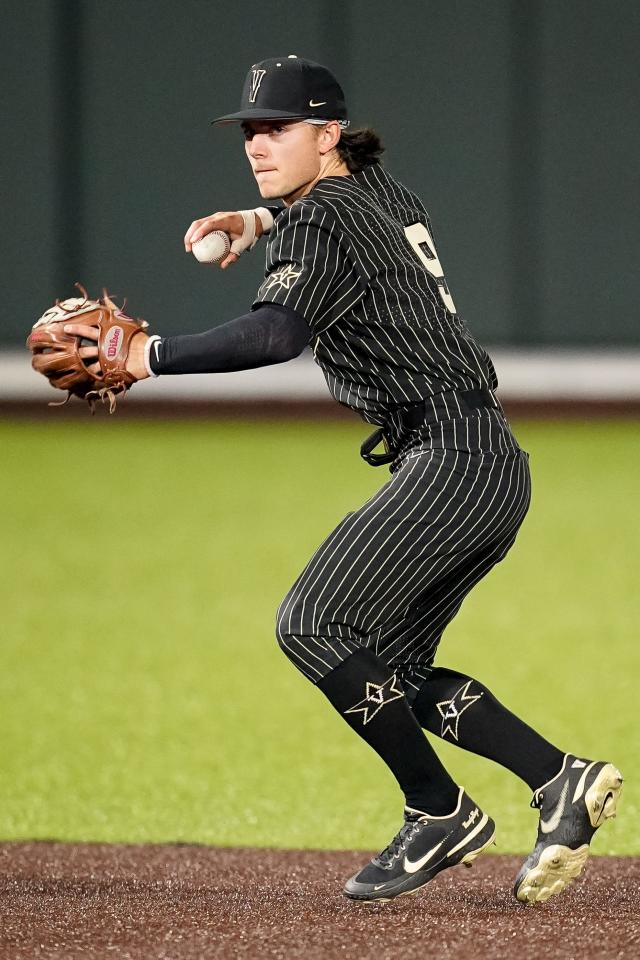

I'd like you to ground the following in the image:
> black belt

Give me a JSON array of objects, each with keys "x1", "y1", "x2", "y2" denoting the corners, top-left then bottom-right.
[{"x1": 360, "y1": 388, "x2": 499, "y2": 466}]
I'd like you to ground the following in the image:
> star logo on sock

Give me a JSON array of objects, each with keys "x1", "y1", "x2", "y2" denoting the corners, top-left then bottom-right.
[
  {"x1": 436, "y1": 681, "x2": 483, "y2": 741},
  {"x1": 344, "y1": 674, "x2": 405, "y2": 726}
]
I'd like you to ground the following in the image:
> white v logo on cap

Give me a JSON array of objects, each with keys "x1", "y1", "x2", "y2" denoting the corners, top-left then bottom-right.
[{"x1": 249, "y1": 69, "x2": 266, "y2": 103}]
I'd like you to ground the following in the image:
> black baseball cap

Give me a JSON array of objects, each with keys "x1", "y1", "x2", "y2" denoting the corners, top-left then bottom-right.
[{"x1": 212, "y1": 55, "x2": 348, "y2": 125}]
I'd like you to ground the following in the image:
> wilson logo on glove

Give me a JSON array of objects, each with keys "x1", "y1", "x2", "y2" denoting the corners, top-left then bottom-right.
[{"x1": 105, "y1": 326, "x2": 124, "y2": 360}]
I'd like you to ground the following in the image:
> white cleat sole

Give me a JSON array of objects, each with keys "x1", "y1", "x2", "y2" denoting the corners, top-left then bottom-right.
[
  {"x1": 516, "y1": 764, "x2": 623, "y2": 905},
  {"x1": 585, "y1": 763, "x2": 623, "y2": 828},
  {"x1": 516, "y1": 843, "x2": 590, "y2": 904}
]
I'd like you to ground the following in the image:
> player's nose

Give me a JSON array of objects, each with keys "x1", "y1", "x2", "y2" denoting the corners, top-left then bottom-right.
[{"x1": 247, "y1": 134, "x2": 269, "y2": 158}]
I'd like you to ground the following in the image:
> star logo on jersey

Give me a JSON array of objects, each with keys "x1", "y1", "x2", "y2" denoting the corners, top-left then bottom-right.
[
  {"x1": 263, "y1": 264, "x2": 302, "y2": 292},
  {"x1": 436, "y1": 681, "x2": 483, "y2": 741},
  {"x1": 344, "y1": 674, "x2": 404, "y2": 726}
]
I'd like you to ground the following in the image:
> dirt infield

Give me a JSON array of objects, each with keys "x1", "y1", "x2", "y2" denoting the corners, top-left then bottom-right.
[{"x1": 1, "y1": 844, "x2": 638, "y2": 960}]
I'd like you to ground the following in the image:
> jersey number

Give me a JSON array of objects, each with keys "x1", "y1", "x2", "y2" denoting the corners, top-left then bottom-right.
[{"x1": 404, "y1": 222, "x2": 457, "y2": 315}]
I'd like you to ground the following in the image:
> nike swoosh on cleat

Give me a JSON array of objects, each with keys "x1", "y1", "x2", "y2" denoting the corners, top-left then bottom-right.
[
  {"x1": 540, "y1": 782, "x2": 569, "y2": 834},
  {"x1": 404, "y1": 841, "x2": 444, "y2": 874},
  {"x1": 594, "y1": 790, "x2": 614, "y2": 827}
]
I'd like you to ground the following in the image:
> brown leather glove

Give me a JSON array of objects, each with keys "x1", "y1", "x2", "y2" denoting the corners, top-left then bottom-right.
[{"x1": 27, "y1": 285, "x2": 148, "y2": 413}]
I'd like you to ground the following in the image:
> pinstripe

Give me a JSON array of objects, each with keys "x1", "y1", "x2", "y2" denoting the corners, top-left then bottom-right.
[
  {"x1": 387, "y1": 457, "x2": 529, "y2": 666},
  {"x1": 397, "y1": 452, "x2": 524, "y2": 607},
  {"x1": 255, "y1": 167, "x2": 498, "y2": 423},
  {"x1": 279, "y1": 456, "x2": 426, "y2": 639},
  {"x1": 389, "y1": 453, "x2": 530, "y2": 667},
  {"x1": 341, "y1": 419, "x2": 523, "y2": 638},
  {"x1": 276, "y1": 416, "x2": 531, "y2": 684},
  {"x1": 266, "y1": 164, "x2": 531, "y2": 686},
  {"x1": 358, "y1": 450, "x2": 507, "y2": 641},
  {"x1": 361, "y1": 452, "x2": 488, "y2": 628},
  {"x1": 403, "y1": 533, "x2": 521, "y2": 670},
  {"x1": 402, "y1": 479, "x2": 529, "y2": 659},
  {"x1": 311, "y1": 455, "x2": 450, "y2": 631},
  {"x1": 317, "y1": 450, "x2": 468, "y2": 630}
]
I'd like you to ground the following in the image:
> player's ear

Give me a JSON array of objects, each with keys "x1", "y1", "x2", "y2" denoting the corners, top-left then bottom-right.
[{"x1": 317, "y1": 120, "x2": 342, "y2": 155}]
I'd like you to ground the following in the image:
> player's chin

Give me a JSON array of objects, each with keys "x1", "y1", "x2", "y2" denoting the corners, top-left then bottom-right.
[{"x1": 255, "y1": 181, "x2": 281, "y2": 200}]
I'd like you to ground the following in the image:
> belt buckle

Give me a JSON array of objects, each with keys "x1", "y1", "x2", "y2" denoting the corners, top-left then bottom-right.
[{"x1": 360, "y1": 428, "x2": 396, "y2": 466}]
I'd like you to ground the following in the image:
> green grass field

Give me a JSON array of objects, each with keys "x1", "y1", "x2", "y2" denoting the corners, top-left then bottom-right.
[{"x1": 1, "y1": 417, "x2": 638, "y2": 854}]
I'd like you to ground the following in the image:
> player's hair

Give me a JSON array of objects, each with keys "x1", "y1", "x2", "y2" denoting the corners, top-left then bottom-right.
[{"x1": 336, "y1": 127, "x2": 385, "y2": 172}]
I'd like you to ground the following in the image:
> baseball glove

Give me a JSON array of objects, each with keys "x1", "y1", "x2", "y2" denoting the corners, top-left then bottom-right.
[{"x1": 27, "y1": 284, "x2": 148, "y2": 413}]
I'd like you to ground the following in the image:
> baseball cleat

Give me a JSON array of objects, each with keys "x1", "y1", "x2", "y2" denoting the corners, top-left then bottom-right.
[
  {"x1": 343, "y1": 788, "x2": 495, "y2": 903},
  {"x1": 514, "y1": 754, "x2": 623, "y2": 905}
]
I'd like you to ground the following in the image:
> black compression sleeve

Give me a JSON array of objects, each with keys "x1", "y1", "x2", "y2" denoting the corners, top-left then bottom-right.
[{"x1": 149, "y1": 302, "x2": 311, "y2": 375}]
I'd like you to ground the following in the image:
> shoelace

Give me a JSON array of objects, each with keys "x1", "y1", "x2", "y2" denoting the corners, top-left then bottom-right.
[{"x1": 375, "y1": 816, "x2": 422, "y2": 867}]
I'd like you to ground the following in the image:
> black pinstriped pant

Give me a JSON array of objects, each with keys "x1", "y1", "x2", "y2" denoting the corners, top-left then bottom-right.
[{"x1": 275, "y1": 408, "x2": 531, "y2": 704}]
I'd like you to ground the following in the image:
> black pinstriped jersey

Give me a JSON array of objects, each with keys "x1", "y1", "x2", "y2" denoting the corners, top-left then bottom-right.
[{"x1": 253, "y1": 164, "x2": 498, "y2": 426}]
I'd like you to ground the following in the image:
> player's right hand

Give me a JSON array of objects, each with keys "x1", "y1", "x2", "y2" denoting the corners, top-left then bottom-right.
[{"x1": 184, "y1": 211, "x2": 263, "y2": 269}]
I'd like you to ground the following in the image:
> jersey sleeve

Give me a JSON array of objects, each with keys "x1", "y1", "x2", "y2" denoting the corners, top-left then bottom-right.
[{"x1": 253, "y1": 203, "x2": 365, "y2": 337}]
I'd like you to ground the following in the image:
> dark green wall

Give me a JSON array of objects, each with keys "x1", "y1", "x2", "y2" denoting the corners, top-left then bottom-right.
[{"x1": 3, "y1": 1, "x2": 638, "y2": 345}]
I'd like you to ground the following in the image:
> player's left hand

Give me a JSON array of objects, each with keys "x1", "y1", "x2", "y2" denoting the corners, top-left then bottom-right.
[
  {"x1": 27, "y1": 286, "x2": 151, "y2": 412},
  {"x1": 62, "y1": 322, "x2": 150, "y2": 381}
]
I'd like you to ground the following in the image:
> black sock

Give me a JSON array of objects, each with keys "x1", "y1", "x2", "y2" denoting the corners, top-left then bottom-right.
[
  {"x1": 317, "y1": 648, "x2": 459, "y2": 816},
  {"x1": 411, "y1": 667, "x2": 565, "y2": 791}
]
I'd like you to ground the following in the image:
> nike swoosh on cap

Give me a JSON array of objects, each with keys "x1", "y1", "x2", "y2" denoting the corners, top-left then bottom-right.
[
  {"x1": 309, "y1": 99, "x2": 327, "y2": 107},
  {"x1": 540, "y1": 782, "x2": 569, "y2": 834}
]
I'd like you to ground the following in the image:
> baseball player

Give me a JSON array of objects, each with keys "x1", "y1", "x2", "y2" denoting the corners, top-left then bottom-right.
[{"x1": 66, "y1": 55, "x2": 622, "y2": 904}]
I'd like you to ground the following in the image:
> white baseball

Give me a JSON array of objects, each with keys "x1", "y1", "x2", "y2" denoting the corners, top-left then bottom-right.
[{"x1": 192, "y1": 230, "x2": 231, "y2": 264}]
